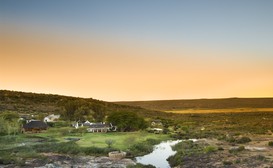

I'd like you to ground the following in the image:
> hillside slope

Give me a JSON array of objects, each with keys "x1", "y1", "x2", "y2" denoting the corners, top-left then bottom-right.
[
  {"x1": 115, "y1": 98, "x2": 273, "y2": 111},
  {"x1": 0, "y1": 90, "x2": 163, "y2": 118}
]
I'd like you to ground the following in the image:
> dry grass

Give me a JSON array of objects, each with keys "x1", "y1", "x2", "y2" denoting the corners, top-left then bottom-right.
[
  {"x1": 165, "y1": 108, "x2": 273, "y2": 114},
  {"x1": 116, "y1": 98, "x2": 273, "y2": 112}
]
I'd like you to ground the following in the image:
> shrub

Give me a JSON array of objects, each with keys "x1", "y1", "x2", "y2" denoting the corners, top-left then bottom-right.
[
  {"x1": 238, "y1": 146, "x2": 245, "y2": 151},
  {"x1": 235, "y1": 159, "x2": 241, "y2": 163},
  {"x1": 168, "y1": 154, "x2": 182, "y2": 167},
  {"x1": 105, "y1": 139, "x2": 115, "y2": 148},
  {"x1": 46, "y1": 122, "x2": 55, "y2": 127},
  {"x1": 255, "y1": 155, "x2": 266, "y2": 161},
  {"x1": 218, "y1": 146, "x2": 224, "y2": 151},
  {"x1": 129, "y1": 139, "x2": 160, "y2": 156},
  {"x1": 146, "y1": 138, "x2": 159, "y2": 145},
  {"x1": 268, "y1": 141, "x2": 273, "y2": 146},
  {"x1": 35, "y1": 141, "x2": 81, "y2": 154},
  {"x1": 128, "y1": 163, "x2": 155, "y2": 168},
  {"x1": 54, "y1": 121, "x2": 70, "y2": 127},
  {"x1": 226, "y1": 137, "x2": 236, "y2": 143},
  {"x1": 168, "y1": 140, "x2": 205, "y2": 167},
  {"x1": 223, "y1": 161, "x2": 233, "y2": 165},
  {"x1": 83, "y1": 146, "x2": 112, "y2": 156},
  {"x1": 229, "y1": 146, "x2": 245, "y2": 154},
  {"x1": 203, "y1": 146, "x2": 217, "y2": 153},
  {"x1": 236, "y1": 137, "x2": 251, "y2": 144},
  {"x1": 59, "y1": 128, "x2": 72, "y2": 136}
]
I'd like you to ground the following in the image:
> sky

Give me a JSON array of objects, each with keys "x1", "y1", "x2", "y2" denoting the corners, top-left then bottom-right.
[{"x1": 1, "y1": 0, "x2": 273, "y2": 101}]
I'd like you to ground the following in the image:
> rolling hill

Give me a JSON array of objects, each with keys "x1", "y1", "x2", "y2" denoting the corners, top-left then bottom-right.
[
  {"x1": 0, "y1": 90, "x2": 164, "y2": 118},
  {"x1": 115, "y1": 98, "x2": 273, "y2": 112}
]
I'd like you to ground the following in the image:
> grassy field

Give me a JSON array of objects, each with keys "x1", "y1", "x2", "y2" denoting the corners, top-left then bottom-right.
[
  {"x1": 76, "y1": 132, "x2": 169, "y2": 149},
  {"x1": 166, "y1": 108, "x2": 273, "y2": 114},
  {"x1": 36, "y1": 128, "x2": 170, "y2": 149}
]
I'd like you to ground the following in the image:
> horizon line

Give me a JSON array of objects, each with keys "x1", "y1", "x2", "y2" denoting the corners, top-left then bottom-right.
[{"x1": 1, "y1": 89, "x2": 273, "y2": 102}]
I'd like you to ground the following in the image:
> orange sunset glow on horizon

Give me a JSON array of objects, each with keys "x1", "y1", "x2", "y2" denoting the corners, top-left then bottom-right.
[{"x1": 1, "y1": 1, "x2": 273, "y2": 101}]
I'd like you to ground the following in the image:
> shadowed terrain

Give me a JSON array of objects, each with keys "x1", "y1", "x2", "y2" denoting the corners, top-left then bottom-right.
[{"x1": 115, "y1": 98, "x2": 273, "y2": 112}]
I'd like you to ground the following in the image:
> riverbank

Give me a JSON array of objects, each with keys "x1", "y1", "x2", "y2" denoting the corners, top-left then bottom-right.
[
  {"x1": 136, "y1": 140, "x2": 182, "y2": 167},
  {"x1": 168, "y1": 136, "x2": 273, "y2": 168}
]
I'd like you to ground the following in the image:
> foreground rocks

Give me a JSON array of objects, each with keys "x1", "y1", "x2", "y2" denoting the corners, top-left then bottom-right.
[
  {"x1": 0, "y1": 154, "x2": 136, "y2": 168},
  {"x1": 172, "y1": 137, "x2": 273, "y2": 168}
]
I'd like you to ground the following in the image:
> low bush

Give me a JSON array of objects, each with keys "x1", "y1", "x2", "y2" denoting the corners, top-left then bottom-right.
[
  {"x1": 225, "y1": 136, "x2": 251, "y2": 144},
  {"x1": 35, "y1": 141, "x2": 81, "y2": 154},
  {"x1": 218, "y1": 146, "x2": 224, "y2": 151},
  {"x1": 203, "y1": 146, "x2": 217, "y2": 153},
  {"x1": 35, "y1": 141, "x2": 114, "y2": 156},
  {"x1": 128, "y1": 163, "x2": 156, "y2": 168},
  {"x1": 229, "y1": 146, "x2": 245, "y2": 154},
  {"x1": 268, "y1": 141, "x2": 273, "y2": 146},
  {"x1": 236, "y1": 137, "x2": 251, "y2": 144},
  {"x1": 129, "y1": 138, "x2": 161, "y2": 156},
  {"x1": 255, "y1": 155, "x2": 266, "y2": 161},
  {"x1": 223, "y1": 161, "x2": 233, "y2": 165},
  {"x1": 54, "y1": 121, "x2": 70, "y2": 127},
  {"x1": 168, "y1": 140, "x2": 205, "y2": 167},
  {"x1": 84, "y1": 147, "x2": 115, "y2": 156}
]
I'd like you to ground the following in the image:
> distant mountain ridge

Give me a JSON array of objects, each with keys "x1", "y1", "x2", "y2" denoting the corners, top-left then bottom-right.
[
  {"x1": 115, "y1": 97, "x2": 273, "y2": 111},
  {"x1": 2, "y1": 90, "x2": 273, "y2": 115}
]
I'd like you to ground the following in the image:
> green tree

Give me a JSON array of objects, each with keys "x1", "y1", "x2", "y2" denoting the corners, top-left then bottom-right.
[
  {"x1": 36, "y1": 113, "x2": 46, "y2": 121},
  {"x1": 0, "y1": 111, "x2": 20, "y2": 136},
  {"x1": 61, "y1": 100, "x2": 92, "y2": 121},
  {"x1": 1, "y1": 111, "x2": 19, "y2": 121},
  {"x1": 91, "y1": 104, "x2": 106, "y2": 122},
  {"x1": 107, "y1": 111, "x2": 147, "y2": 132},
  {"x1": 61, "y1": 100, "x2": 78, "y2": 121},
  {"x1": 75, "y1": 105, "x2": 92, "y2": 121}
]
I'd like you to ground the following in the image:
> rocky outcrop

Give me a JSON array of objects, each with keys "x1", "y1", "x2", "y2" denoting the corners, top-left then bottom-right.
[
  {"x1": 0, "y1": 154, "x2": 135, "y2": 168},
  {"x1": 108, "y1": 151, "x2": 126, "y2": 160}
]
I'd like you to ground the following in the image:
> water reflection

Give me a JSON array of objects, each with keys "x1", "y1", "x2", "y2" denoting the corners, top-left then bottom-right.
[
  {"x1": 136, "y1": 139, "x2": 197, "y2": 168},
  {"x1": 136, "y1": 140, "x2": 180, "y2": 168}
]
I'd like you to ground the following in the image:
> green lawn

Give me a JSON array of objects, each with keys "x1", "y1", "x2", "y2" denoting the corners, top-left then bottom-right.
[
  {"x1": 34, "y1": 127, "x2": 170, "y2": 150},
  {"x1": 76, "y1": 131, "x2": 170, "y2": 149}
]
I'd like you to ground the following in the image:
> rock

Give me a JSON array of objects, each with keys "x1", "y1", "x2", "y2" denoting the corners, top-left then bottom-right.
[
  {"x1": 35, "y1": 163, "x2": 61, "y2": 168},
  {"x1": 108, "y1": 151, "x2": 126, "y2": 160}
]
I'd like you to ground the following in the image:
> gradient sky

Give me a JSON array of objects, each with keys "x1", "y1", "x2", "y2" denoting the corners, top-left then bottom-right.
[{"x1": 1, "y1": 0, "x2": 273, "y2": 101}]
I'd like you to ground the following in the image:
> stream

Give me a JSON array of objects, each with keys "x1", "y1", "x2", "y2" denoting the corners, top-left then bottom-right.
[{"x1": 135, "y1": 139, "x2": 197, "y2": 168}]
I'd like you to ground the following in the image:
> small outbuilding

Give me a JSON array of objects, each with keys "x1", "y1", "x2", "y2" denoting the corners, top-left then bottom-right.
[
  {"x1": 22, "y1": 120, "x2": 48, "y2": 133},
  {"x1": 151, "y1": 119, "x2": 163, "y2": 126},
  {"x1": 43, "y1": 114, "x2": 60, "y2": 122}
]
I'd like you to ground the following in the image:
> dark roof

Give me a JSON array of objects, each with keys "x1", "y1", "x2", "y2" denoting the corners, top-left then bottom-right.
[
  {"x1": 23, "y1": 120, "x2": 48, "y2": 129},
  {"x1": 90, "y1": 123, "x2": 109, "y2": 128},
  {"x1": 83, "y1": 123, "x2": 91, "y2": 126}
]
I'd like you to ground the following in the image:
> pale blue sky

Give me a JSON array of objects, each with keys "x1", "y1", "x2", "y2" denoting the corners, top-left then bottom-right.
[{"x1": 1, "y1": 0, "x2": 273, "y2": 54}]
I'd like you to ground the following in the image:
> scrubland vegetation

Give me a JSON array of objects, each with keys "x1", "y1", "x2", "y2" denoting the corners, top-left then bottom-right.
[
  {"x1": 116, "y1": 97, "x2": 273, "y2": 111},
  {"x1": 1, "y1": 90, "x2": 273, "y2": 167}
]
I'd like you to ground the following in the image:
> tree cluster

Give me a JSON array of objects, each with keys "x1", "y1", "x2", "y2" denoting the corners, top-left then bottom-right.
[
  {"x1": 107, "y1": 111, "x2": 147, "y2": 132},
  {"x1": 60, "y1": 100, "x2": 106, "y2": 122},
  {"x1": 0, "y1": 111, "x2": 20, "y2": 136}
]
